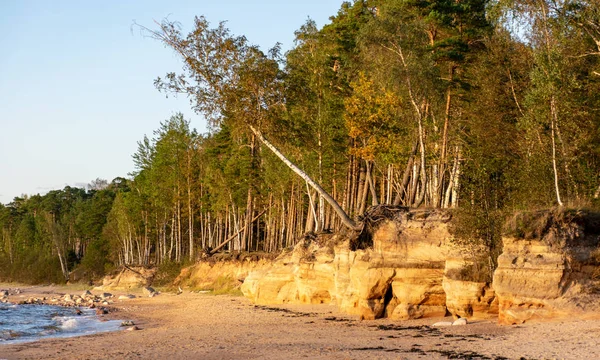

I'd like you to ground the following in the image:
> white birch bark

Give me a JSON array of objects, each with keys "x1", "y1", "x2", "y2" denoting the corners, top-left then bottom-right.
[{"x1": 249, "y1": 125, "x2": 358, "y2": 230}]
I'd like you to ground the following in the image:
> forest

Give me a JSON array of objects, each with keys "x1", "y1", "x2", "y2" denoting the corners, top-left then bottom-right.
[{"x1": 1, "y1": 0, "x2": 600, "y2": 283}]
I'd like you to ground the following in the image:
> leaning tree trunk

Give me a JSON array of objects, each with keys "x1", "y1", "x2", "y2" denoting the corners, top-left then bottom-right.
[{"x1": 249, "y1": 125, "x2": 359, "y2": 230}]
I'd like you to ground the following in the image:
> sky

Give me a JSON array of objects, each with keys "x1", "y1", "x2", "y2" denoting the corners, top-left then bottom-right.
[{"x1": 0, "y1": 0, "x2": 344, "y2": 205}]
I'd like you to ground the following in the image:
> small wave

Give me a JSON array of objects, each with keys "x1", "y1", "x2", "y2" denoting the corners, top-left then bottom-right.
[
  {"x1": 59, "y1": 318, "x2": 79, "y2": 331},
  {"x1": 39, "y1": 325, "x2": 60, "y2": 336},
  {"x1": 1, "y1": 305, "x2": 122, "y2": 343},
  {"x1": 1, "y1": 330, "x2": 24, "y2": 341}
]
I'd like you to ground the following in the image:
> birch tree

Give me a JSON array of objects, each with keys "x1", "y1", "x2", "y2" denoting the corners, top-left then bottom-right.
[{"x1": 139, "y1": 17, "x2": 359, "y2": 229}]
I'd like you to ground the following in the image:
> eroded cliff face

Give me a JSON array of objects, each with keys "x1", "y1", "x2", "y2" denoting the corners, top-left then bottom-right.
[
  {"x1": 443, "y1": 255, "x2": 498, "y2": 319},
  {"x1": 240, "y1": 209, "x2": 600, "y2": 324},
  {"x1": 493, "y1": 211, "x2": 600, "y2": 324},
  {"x1": 242, "y1": 210, "x2": 486, "y2": 320},
  {"x1": 174, "y1": 258, "x2": 275, "y2": 290}
]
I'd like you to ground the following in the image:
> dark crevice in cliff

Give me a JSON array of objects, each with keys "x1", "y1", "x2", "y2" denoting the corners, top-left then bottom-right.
[{"x1": 381, "y1": 283, "x2": 394, "y2": 318}]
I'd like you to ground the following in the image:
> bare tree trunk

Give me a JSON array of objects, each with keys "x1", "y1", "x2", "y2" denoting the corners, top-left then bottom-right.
[
  {"x1": 444, "y1": 150, "x2": 459, "y2": 208},
  {"x1": 358, "y1": 162, "x2": 370, "y2": 215},
  {"x1": 305, "y1": 182, "x2": 317, "y2": 233},
  {"x1": 249, "y1": 125, "x2": 358, "y2": 229},
  {"x1": 380, "y1": 167, "x2": 386, "y2": 205},
  {"x1": 343, "y1": 155, "x2": 352, "y2": 213},
  {"x1": 414, "y1": 110, "x2": 427, "y2": 207},
  {"x1": 317, "y1": 133, "x2": 325, "y2": 232},
  {"x1": 349, "y1": 155, "x2": 358, "y2": 217},
  {"x1": 386, "y1": 164, "x2": 393, "y2": 204},
  {"x1": 451, "y1": 147, "x2": 462, "y2": 208},
  {"x1": 366, "y1": 161, "x2": 379, "y2": 206},
  {"x1": 355, "y1": 161, "x2": 366, "y2": 215},
  {"x1": 393, "y1": 140, "x2": 419, "y2": 206},
  {"x1": 210, "y1": 210, "x2": 266, "y2": 254},
  {"x1": 432, "y1": 164, "x2": 439, "y2": 208},
  {"x1": 550, "y1": 96, "x2": 564, "y2": 206},
  {"x1": 409, "y1": 163, "x2": 420, "y2": 206},
  {"x1": 187, "y1": 151, "x2": 194, "y2": 262},
  {"x1": 437, "y1": 66, "x2": 455, "y2": 207},
  {"x1": 55, "y1": 241, "x2": 69, "y2": 281}
]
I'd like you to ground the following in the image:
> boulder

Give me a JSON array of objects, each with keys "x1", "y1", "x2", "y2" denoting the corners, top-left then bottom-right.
[
  {"x1": 96, "y1": 307, "x2": 108, "y2": 315},
  {"x1": 99, "y1": 266, "x2": 156, "y2": 290},
  {"x1": 452, "y1": 317, "x2": 468, "y2": 326},
  {"x1": 143, "y1": 286, "x2": 156, "y2": 297}
]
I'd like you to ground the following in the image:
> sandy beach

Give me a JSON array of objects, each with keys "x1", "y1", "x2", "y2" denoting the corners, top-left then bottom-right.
[{"x1": 0, "y1": 284, "x2": 599, "y2": 360}]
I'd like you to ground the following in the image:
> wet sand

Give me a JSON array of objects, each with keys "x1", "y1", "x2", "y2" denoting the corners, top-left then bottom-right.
[{"x1": 1, "y1": 285, "x2": 599, "y2": 359}]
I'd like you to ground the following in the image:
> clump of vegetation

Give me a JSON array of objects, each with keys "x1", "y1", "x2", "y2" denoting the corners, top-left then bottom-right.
[
  {"x1": 183, "y1": 275, "x2": 243, "y2": 296},
  {"x1": 0, "y1": 252, "x2": 66, "y2": 284},
  {"x1": 445, "y1": 259, "x2": 495, "y2": 283},
  {"x1": 206, "y1": 275, "x2": 243, "y2": 296},
  {"x1": 153, "y1": 260, "x2": 191, "y2": 287},
  {"x1": 504, "y1": 208, "x2": 600, "y2": 244},
  {"x1": 209, "y1": 251, "x2": 278, "y2": 263},
  {"x1": 449, "y1": 208, "x2": 504, "y2": 283}
]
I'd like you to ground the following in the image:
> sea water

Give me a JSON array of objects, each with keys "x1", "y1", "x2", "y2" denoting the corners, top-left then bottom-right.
[{"x1": 0, "y1": 304, "x2": 122, "y2": 343}]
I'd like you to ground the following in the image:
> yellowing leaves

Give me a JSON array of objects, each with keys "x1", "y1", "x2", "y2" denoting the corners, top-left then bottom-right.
[{"x1": 344, "y1": 72, "x2": 402, "y2": 160}]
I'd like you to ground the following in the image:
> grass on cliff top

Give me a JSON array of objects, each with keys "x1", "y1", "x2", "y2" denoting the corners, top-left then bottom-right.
[{"x1": 504, "y1": 207, "x2": 600, "y2": 240}]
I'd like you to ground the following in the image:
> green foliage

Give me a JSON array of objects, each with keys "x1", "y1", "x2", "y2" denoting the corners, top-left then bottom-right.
[
  {"x1": 78, "y1": 238, "x2": 112, "y2": 279},
  {"x1": 153, "y1": 260, "x2": 190, "y2": 287},
  {"x1": 449, "y1": 207, "x2": 504, "y2": 282}
]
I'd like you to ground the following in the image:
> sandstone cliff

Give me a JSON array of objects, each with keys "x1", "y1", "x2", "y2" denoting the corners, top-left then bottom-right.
[
  {"x1": 242, "y1": 209, "x2": 496, "y2": 320},
  {"x1": 494, "y1": 210, "x2": 600, "y2": 324},
  {"x1": 240, "y1": 208, "x2": 600, "y2": 324}
]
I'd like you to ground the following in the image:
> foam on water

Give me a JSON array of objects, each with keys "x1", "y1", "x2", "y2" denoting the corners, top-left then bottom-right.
[{"x1": 0, "y1": 304, "x2": 122, "y2": 343}]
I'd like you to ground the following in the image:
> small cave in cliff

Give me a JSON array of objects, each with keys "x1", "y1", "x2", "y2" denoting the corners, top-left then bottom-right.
[{"x1": 381, "y1": 283, "x2": 395, "y2": 318}]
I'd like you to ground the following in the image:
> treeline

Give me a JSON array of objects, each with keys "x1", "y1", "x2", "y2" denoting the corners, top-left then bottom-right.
[{"x1": 2, "y1": 0, "x2": 600, "y2": 283}]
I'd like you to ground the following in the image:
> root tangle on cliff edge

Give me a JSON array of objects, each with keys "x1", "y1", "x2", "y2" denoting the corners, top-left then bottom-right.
[{"x1": 349, "y1": 205, "x2": 409, "y2": 251}]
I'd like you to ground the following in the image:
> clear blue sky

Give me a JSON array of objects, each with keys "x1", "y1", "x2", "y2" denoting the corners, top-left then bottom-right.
[{"x1": 0, "y1": 0, "x2": 344, "y2": 205}]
